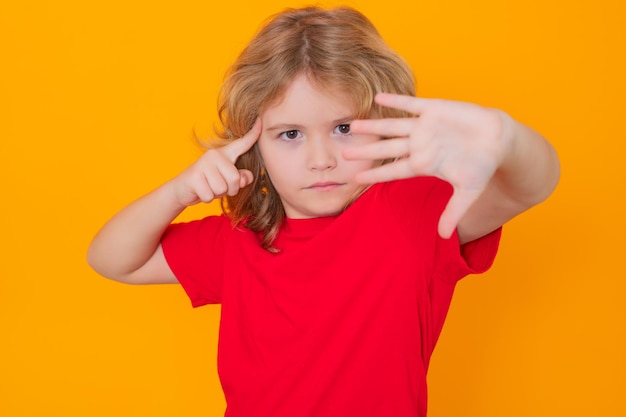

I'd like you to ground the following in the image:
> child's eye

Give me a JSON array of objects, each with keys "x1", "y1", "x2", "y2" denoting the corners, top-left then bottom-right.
[
  {"x1": 334, "y1": 124, "x2": 351, "y2": 135},
  {"x1": 279, "y1": 130, "x2": 302, "y2": 141}
]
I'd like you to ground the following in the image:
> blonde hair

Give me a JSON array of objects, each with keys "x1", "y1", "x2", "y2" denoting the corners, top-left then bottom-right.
[{"x1": 213, "y1": 6, "x2": 416, "y2": 251}]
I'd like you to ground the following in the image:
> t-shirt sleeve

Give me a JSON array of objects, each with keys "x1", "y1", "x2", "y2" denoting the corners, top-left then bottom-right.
[
  {"x1": 161, "y1": 214, "x2": 231, "y2": 307},
  {"x1": 385, "y1": 177, "x2": 502, "y2": 285}
]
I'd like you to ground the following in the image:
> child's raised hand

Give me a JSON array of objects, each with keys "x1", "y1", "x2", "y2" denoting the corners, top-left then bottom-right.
[
  {"x1": 344, "y1": 93, "x2": 512, "y2": 239},
  {"x1": 171, "y1": 119, "x2": 262, "y2": 207}
]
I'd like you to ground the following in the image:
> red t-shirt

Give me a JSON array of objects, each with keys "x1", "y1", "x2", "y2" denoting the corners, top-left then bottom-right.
[{"x1": 162, "y1": 176, "x2": 501, "y2": 417}]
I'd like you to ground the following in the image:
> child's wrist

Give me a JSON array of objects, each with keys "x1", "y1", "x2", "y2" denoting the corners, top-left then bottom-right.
[{"x1": 159, "y1": 180, "x2": 190, "y2": 213}]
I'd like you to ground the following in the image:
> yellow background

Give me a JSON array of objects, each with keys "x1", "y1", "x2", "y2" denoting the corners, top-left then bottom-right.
[{"x1": 1, "y1": 0, "x2": 624, "y2": 416}]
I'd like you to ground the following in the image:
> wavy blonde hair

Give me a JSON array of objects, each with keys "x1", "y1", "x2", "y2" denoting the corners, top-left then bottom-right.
[{"x1": 212, "y1": 6, "x2": 416, "y2": 251}]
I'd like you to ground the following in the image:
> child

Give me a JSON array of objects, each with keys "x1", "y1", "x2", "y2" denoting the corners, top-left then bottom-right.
[{"x1": 88, "y1": 6, "x2": 560, "y2": 417}]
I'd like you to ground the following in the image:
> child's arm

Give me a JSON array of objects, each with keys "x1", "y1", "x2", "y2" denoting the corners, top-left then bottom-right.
[
  {"x1": 87, "y1": 121, "x2": 262, "y2": 284},
  {"x1": 344, "y1": 94, "x2": 560, "y2": 244}
]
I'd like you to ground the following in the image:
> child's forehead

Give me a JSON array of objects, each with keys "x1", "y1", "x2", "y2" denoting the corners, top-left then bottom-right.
[
  {"x1": 263, "y1": 74, "x2": 366, "y2": 119},
  {"x1": 263, "y1": 79, "x2": 358, "y2": 122}
]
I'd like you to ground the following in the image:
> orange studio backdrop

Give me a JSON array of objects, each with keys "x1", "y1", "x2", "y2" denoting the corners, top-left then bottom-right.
[{"x1": 1, "y1": 0, "x2": 624, "y2": 416}]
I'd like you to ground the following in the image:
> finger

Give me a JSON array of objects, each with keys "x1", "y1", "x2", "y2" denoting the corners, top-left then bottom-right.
[
  {"x1": 437, "y1": 186, "x2": 484, "y2": 239},
  {"x1": 212, "y1": 158, "x2": 247, "y2": 196},
  {"x1": 194, "y1": 188, "x2": 215, "y2": 204},
  {"x1": 343, "y1": 137, "x2": 409, "y2": 161},
  {"x1": 224, "y1": 118, "x2": 263, "y2": 161},
  {"x1": 190, "y1": 171, "x2": 217, "y2": 203},
  {"x1": 203, "y1": 165, "x2": 230, "y2": 197},
  {"x1": 350, "y1": 118, "x2": 415, "y2": 138},
  {"x1": 355, "y1": 159, "x2": 419, "y2": 184},
  {"x1": 374, "y1": 93, "x2": 430, "y2": 115}
]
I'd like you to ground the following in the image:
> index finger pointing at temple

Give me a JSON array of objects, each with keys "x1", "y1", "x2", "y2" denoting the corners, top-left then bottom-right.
[{"x1": 224, "y1": 118, "x2": 263, "y2": 162}]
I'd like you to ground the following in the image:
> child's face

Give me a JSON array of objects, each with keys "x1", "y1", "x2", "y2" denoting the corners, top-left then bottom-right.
[{"x1": 258, "y1": 74, "x2": 380, "y2": 219}]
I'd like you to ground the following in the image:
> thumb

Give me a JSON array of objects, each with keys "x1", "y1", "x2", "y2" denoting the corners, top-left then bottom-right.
[
  {"x1": 224, "y1": 118, "x2": 263, "y2": 162},
  {"x1": 437, "y1": 187, "x2": 482, "y2": 239},
  {"x1": 239, "y1": 169, "x2": 255, "y2": 188}
]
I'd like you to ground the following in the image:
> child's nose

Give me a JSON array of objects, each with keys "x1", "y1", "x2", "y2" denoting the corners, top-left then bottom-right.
[{"x1": 307, "y1": 136, "x2": 337, "y2": 171}]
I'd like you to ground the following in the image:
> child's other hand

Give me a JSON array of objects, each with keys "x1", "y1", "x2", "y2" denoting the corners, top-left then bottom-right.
[
  {"x1": 171, "y1": 119, "x2": 262, "y2": 207},
  {"x1": 343, "y1": 94, "x2": 511, "y2": 239}
]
